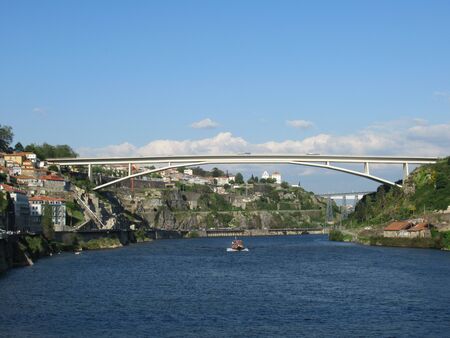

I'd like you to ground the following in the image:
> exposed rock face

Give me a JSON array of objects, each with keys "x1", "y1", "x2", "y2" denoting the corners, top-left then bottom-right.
[
  {"x1": 101, "y1": 184, "x2": 327, "y2": 231},
  {"x1": 145, "y1": 208, "x2": 321, "y2": 231},
  {"x1": 73, "y1": 187, "x2": 134, "y2": 230}
]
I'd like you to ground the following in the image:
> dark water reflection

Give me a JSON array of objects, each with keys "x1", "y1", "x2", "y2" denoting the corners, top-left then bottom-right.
[{"x1": 1, "y1": 235, "x2": 450, "y2": 337}]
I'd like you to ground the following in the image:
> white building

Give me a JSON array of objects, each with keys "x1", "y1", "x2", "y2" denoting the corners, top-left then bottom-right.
[
  {"x1": 271, "y1": 172, "x2": 282, "y2": 184},
  {"x1": 188, "y1": 177, "x2": 210, "y2": 185},
  {"x1": 16, "y1": 175, "x2": 43, "y2": 187},
  {"x1": 262, "y1": 171, "x2": 270, "y2": 180},
  {"x1": 29, "y1": 195, "x2": 66, "y2": 232},
  {"x1": 8, "y1": 164, "x2": 21, "y2": 176},
  {"x1": 0, "y1": 184, "x2": 30, "y2": 231},
  {"x1": 183, "y1": 169, "x2": 193, "y2": 176},
  {"x1": 216, "y1": 176, "x2": 234, "y2": 186},
  {"x1": 25, "y1": 152, "x2": 37, "y2": 164}
]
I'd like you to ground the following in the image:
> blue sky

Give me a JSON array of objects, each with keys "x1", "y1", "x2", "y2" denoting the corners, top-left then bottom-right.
[{"x1": 1, "y1": 1, "x2": 449, "y2": 192}]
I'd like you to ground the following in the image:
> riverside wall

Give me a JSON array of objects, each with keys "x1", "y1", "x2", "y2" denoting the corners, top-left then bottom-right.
[{"x1": 199, "y1": 228, "x2": 327, "y2": 237}]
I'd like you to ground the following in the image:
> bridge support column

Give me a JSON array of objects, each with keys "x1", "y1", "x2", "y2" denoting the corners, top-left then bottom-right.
[
  {"x1": 88, "y1": 164, "x2": 93, "y2": 182},
  {"x1": 403, "y1": 162, "x2": 409, "y2": 182},
  {"x1": 128, "y1": 163, "x2": 132, "y2": 176},
  {"x1": 364, "y1": 162, "x2": 370, "y2": 175}
]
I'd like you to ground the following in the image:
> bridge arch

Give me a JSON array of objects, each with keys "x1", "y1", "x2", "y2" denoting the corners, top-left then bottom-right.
[
  {"x1": 46, "y1": 154, "x2": 437, "y2": 191},
  {"x1": 92, "y1": 160, "x2": 400, "y2": 191}
]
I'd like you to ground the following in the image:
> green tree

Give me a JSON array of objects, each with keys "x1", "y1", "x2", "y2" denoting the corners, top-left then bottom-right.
[
  {"x1": 234, "y1": 172, "x2": 244, "y2": 184},
  {"x1": 281, "y1": 181, "x2": 290, "y2": 189},
  {"x1": 14, "y1": 142, "x2": 24, "y2": 152},
  {"x1": 0, "y1": 125, "x2": 14, "y2": 152},
  {"x1": 48, "y1": 164, "x2": 59, "y2": 172},
  {"x1": 192, "y1": 167, "x2": 208, "y2": 177},
  {"x1": 211, "y1": 167, "x2": 224, "y2": 177},
  {"x1": 25, "y1": 143, "x2": 78, "y2": 160},
  {"x1": 41, "y1": 204, "x2": 55, "y2": 240}
]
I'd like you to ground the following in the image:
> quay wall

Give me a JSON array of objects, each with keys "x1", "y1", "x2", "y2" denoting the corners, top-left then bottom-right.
[{"x1": 201, "y1": 228, "x2": 327, "y2": 237}]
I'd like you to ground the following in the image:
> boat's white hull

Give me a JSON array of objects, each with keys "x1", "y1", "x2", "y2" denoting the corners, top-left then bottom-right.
[{"x1": 226, "y1": 248, "x2": 249, "y2": 252}]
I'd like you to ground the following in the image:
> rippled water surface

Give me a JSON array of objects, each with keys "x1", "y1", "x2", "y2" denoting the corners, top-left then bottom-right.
[{"x1": 1, "y1": 235, "x2": 450, "y2": 337}]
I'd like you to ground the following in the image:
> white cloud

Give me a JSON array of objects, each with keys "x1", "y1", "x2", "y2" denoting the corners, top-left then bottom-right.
[
  {"x1": 286, "y1": 119, "x2": 314, "y2": 129},
  {"x1": 434, "y1": 91, "x2": 450, "y2": 97},
  {"x1": 408, "y1": 124, "x2": 450, "y2": 142},
  {"x1": 433, "y1": 91, "x2": 450, "y2": 102},
  {"x1": 412, "y1": 118, "x2": 428, "y2": 126},
  {"x1": 32, "y1": 107, "x2": 47, "y2": 116},
  {"x1": 78, "y1": 120, "x2": 450, "y2": 158},
  {"x1": 78, "y1": 142, "x2": 138, "y2": 158},
  {"x1": 190, "y1": 118, "x2": 219, "y2": 129}
]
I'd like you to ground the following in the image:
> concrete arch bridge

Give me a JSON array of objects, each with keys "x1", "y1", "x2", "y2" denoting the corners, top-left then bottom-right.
[{"x1": 47, "y1": 154, "x2": 438, "y2": 191}]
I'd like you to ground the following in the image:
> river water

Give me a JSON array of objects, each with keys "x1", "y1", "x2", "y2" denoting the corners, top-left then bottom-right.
[{"x1": 1, "y1": 235, "x2": 450, "y2": 337}]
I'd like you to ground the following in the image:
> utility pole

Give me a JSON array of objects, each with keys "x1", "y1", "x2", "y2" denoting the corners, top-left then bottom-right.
[
  {"x1": 342, "y1": 195, "x2": 348, "y2": 220},
  {"x1": 326, "y1": 197, "x2": 333, "y2": 224}
]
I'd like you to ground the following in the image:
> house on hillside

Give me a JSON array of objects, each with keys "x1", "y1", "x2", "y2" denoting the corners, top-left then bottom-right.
[
  {"x1": 271, "y1": 172, "x2": 282, "y2": 184},
  {"x1": 183, "y1": 169, "x2": 193, "y2": 176},
  {"x1": 216, "y1": 176, "x2": 233, "y2": 186},
  {"x1": 41, "y1": 174, "x2": 68, "y2": 191},
  {"x1": 21, "y1": 167, "x2": 48, "y2": 178},
  {"x1": 383, "y1": 221, "x2": 414, "y2": 238},
  {"x1": 407, "y1": 222, "x2": 432, "y2": 238},
  {"x1": 0, "y1": 184, "x2": 30, "y2": 231},
  {"x1": 16, "y1": 175, "x2": 43, "y2": 187},
  {"x1": 29, "y1": 196, "x2": 66, "y2": 232},
  {"x1": 8, "y1": 164, "x2": 21, "y2": 176}
]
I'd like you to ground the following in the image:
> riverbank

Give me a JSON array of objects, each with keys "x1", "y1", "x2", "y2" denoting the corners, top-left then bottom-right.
[
  {"x1": 0, "y1": 230, "x2": 156, "y2": 275},
  {"x1": 329, "y1": 229, "x2": 450, "y2": 250}
]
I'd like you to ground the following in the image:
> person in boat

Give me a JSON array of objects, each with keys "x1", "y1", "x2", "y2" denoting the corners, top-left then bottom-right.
[{"x1": 231, "y1": 239, "x2": 245, "y2": 251}]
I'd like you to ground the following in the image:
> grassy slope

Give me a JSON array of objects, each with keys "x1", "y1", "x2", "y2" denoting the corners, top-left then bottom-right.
[{"x1": 346, "y1": 157, "x2": 450, "y2": 228}]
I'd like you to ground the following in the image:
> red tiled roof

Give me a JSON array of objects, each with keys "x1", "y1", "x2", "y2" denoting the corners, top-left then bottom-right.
[
  {"x1": 16, "y1": 175, "x2": 37, "y2": 180},
  {"x1": 0, "y1": 183, "x2": 26, "y2": 194},
  {"x1": 41, "y1": 174, "x2": 65, "y2": 181},
  {"x1": 29, "y1": 195, "x2": 65, "y2": 202},
  {"x1": 408, "y1": 223, "x2": 430, "y2": 232},
  {"x1": 384, "y1": 221, "x2": 413, "y2": 231}
]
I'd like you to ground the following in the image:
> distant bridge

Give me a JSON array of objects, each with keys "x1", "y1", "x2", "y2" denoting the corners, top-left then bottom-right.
[
  {"x1": 317, "y1": 191, "x2": 375, "y2": 200},
  {"x1": 47, "y1": 154, "x2": 438, "y2": 190}
]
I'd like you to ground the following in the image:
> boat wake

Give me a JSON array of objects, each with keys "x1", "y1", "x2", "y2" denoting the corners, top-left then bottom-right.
[{"x1": 226, "y1": 248, "x2": 249, "y2": 252}]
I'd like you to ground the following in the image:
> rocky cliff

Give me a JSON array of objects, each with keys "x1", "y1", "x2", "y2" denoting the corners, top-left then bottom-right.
[{"x1": 104, "y1": 183, "x2": 328, "y2": 231}]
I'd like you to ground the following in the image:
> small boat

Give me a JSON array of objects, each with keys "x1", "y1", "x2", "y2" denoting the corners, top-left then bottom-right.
[{"x1": 227, "y1": 238, "x2": 249, "y2": 252}]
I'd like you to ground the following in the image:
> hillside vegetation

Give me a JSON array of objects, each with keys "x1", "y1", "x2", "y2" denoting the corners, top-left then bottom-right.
[{"x1": 348, "y1": 157, "x2": 450, "y2": 228}]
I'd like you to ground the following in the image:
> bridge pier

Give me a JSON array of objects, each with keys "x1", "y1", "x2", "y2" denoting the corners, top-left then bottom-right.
[
  {"x1": 403, "y1": 162, "x2": 409, "y2": 182},
  {"x1": 88, "y1": 163, "x2": 93, "y2": 182},
  {"x1": 364, "y1": 162, "x2": 370, "y2": 175}
]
